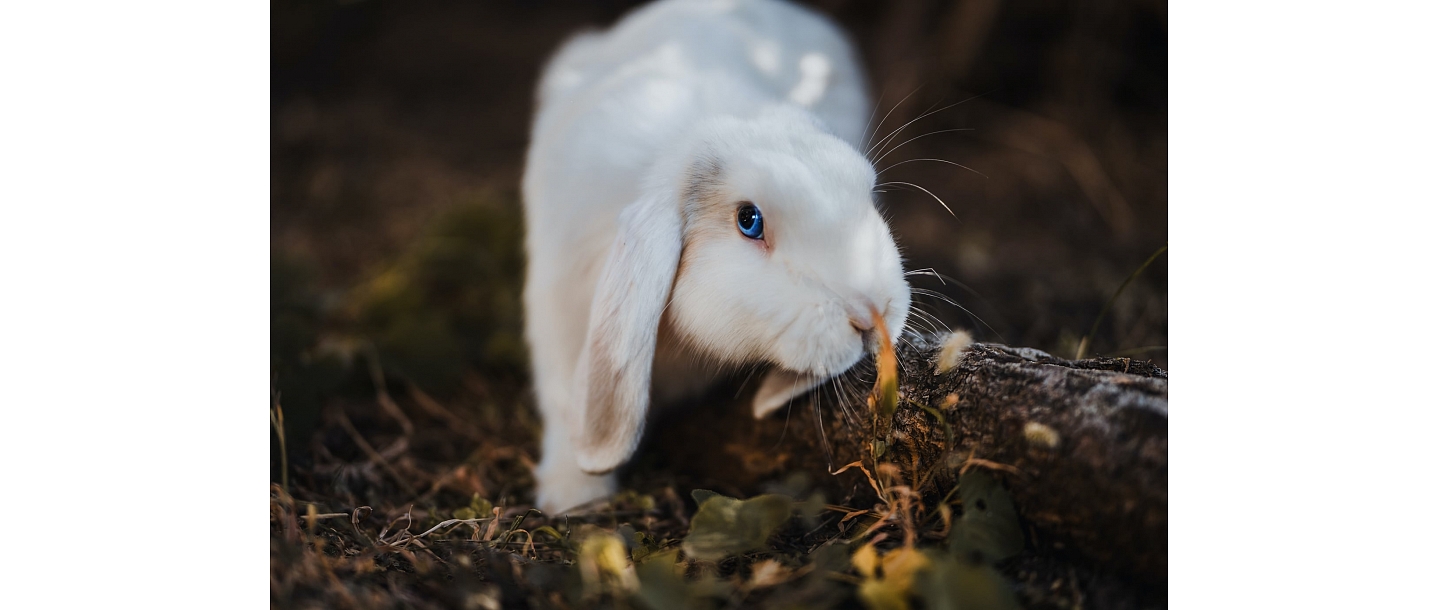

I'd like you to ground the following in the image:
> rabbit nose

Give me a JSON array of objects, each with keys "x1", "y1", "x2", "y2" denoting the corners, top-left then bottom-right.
[{"x1": 846, "y1": 298, "x2": 881, "y2": 333}]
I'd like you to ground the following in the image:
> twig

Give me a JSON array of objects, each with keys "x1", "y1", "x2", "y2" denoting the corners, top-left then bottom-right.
[
  {"x1": 958, "y1": 454, "x2": 1024, "y2": 477},
  {"x1": 351, "y1": 506, "x2": 374, "y2": 545},
  {"x1": 412, "y1": 517, "x2": 495, "y2": 540},
  {"x1": 366, "y1": 348, "x2": 414, "y2": 437},
  {"x1": 407, "y1": 383, "x2": 488, "y2": 442},
  {"x1": 378, "y1": 506, "x2": 414, "y2": 543},
  {"x1": 333, "y1": 409, "x2": 418, "y2": 496},
  {"x1": 831, "y1": 460, "x2": 885, "y2": 499}
]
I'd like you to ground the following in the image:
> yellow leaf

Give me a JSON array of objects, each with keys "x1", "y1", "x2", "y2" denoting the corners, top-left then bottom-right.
[
  {"x1": 858, "y1": 579, "x2": 911, "y2": 610},
  {"x1": 879, "y1": 547, "x2": 931, "y2": 592},
  {"x1": 852, "y1": 543, "x2": 879, "y2": 579},
  {"x1": 577, "y1": 530, "x2": 638, "y2": 598}
]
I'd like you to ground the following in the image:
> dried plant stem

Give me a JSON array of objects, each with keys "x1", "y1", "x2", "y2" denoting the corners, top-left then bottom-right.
[
  {"x1": 270, "y1": 398, "x2": 288, "y2": 493},
  {"x1": 407, "y1": 383, "x2": 488, "y2": 442},
  {"x1": 334, "y1": 408, "x2": 418, "y2": 497},
  {"x1": 1076, "y1": 243, "x2": 1168, "y2": 359},
  {"x1": 366, "y1": 349, "x2": 414, "y2": 437}
]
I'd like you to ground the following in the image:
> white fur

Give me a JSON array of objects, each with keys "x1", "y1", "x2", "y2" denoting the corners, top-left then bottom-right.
[{"x1": 523, "y1": 0, "x2": 911, "y2": 514}]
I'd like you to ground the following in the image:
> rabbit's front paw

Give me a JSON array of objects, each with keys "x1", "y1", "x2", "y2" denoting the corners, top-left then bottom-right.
[{"x1": 535, "y1": 463, "x2": 617, "y2": 515}]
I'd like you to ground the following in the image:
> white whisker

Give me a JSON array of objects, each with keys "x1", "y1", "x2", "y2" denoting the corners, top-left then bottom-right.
[
  {"x1": 876, "y1": 180, "x2": 957, "y2": 218},
  {"x1": 872, "y1": 128, "x2": 973, "y2": 165},
  {"x1": 905, "y1": 308, "x2": 944, "y2": 335},
  {"x1": 905, "y1": 267, "x2": 944, "y2": 283},
  {"x1": 812, "y1": 390, "x2": 834, "y2": 471},
  {"x1": 866, "y1": 99, "x2": 967, "y2": 159},
  {"x1": 864, "y1": 86, "x2": 923, "y2": 150},
  {"x1": 832, "y1": 375, "x2": 853, "y2": 426},
  {"x1": 911, "y1": 287, "x2": 963, "y2": 309},
  {"x1": 910, "y1": 306, "x2": 950, "y2": 334},
  {"x1": 905, "y1": 267, "x2": 994, "y2": 305},
  {"x1": 868, "y1": 90, "x2": 990, "y2": 160},
  {"x1": 733, "y1": 361, "x2": 763, "y2": 399},
  {"x1": 876, "y1": 157, "x2": 987, "y2": 179},
  {"x1": 909, "y1": 286, "x2": 1003, "y2": 340}
]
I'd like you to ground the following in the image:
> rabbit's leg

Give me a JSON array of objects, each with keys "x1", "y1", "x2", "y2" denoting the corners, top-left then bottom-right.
[{"x1": 535, "y1": 404, "x2": 617, "y2": 514}]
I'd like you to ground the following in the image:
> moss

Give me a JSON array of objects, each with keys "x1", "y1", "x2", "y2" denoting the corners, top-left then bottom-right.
[{"x1": 352, "y1": 192, "x2": 528, "y2": 392}]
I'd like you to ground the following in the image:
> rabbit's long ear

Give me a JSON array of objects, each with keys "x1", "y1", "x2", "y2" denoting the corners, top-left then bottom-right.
[
  {"x1": 573, "y1": 191, "x2": 684, "y2": 473},
  {"x1": 752, "y1": 368, "x2": 826, "y2": 419}
]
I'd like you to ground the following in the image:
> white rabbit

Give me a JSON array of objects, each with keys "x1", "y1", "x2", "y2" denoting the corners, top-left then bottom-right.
[{"x1": 522, "y1": 0, "x2": 912, "y2": 513}]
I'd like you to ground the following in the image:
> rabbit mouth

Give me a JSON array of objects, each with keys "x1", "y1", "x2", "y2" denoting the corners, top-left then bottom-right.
[{"x1": 805, "y1": 337, "x2": 868, "y2": 379}]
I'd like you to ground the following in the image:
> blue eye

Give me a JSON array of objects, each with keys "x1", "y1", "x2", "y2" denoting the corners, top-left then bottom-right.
[{"x1": 737, "y1": 203, "x2": 764, "y2": 239}]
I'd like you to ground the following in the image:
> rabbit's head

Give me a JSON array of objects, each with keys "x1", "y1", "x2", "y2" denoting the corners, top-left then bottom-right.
[{"x1": 574, "y1": 105, "x2": 911, "y2": 473}]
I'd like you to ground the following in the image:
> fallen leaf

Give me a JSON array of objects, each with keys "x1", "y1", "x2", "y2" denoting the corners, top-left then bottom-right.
[
  {"x1": 633, "y1": 550, "x2": 706, "y2": 610},
  {"x1": 858, "y1": 578, "x2": 911, "y2": 610},
  {"x1": 948, "y1": 472, "x2": 1024, "y2": 563},
  {"x1": 682, "y1": 492, "x2": 792, "y2": 561},
  {"x1": 916, "y1": 551, "x2": 1020, "y2": 610},
  {"x1": 852, "y1": 543, "x2": 879, "y2": 579},
  {"x1": 853, "y1": 545, "x2": 933, "y2": 610},
  {"x1": 577, "y1": 529, "x2": 639, "y2": 598},
  {"x1": 880, "y1": 547, "x2": 931, "y2": 592}
]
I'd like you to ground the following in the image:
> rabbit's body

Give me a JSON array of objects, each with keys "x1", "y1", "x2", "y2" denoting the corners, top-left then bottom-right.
[{"x1": 524, "y1": 0, "x2": 910, "y2": 513}]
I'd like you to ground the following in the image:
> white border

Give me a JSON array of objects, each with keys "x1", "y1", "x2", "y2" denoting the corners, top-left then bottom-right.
[{"x1": 0, "y1": 2, "x2": 267, "y2": 605}]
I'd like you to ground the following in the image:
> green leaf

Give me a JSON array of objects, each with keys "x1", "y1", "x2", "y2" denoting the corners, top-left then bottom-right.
[
  {"x1": 947, "y1": 472, "x2": 1024, "y2": 563},
  {"x1": 631, "y1": 529, "x2": 660, "y2": 554},
  {"x1": 533, "y1": 526, "x2": 567, "y2": 546},
  {"x1": 761, "y1": 545, "x2": 851, "y2": 609},
  {"x1": 798, "y1": 491, "x2": 827, "y2": 528},
  {"x1": 691, "y1": 489, "x2": 722, "y2": 505},
  {"x1": 613, "y1": 490, "x2": 657, "y2": 511},
  {"x1": 634, "y1": 550, "x2": 715, "y2": 610},
  {"x1": 469, "y1": 493, "x2": 493, "y2": 518},
  {"x1": 916, "y1": 551, "x2": 1020, "y2": 610},
  {"x1": 682, "y1": 492, "x2": 793, "y2": 561}
]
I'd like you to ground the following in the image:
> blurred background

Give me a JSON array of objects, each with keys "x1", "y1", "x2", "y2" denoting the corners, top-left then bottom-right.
[{"x1": 272, "y1": 0, "x2": 1166, "y2": 489}]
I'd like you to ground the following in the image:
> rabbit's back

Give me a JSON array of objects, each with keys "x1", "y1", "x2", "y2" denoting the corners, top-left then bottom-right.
[
  {"x1": 535, "y1": 0, "x2": 868, "y2": 142},
  {"x1": 525, "y1": 0, "x2": 869, "y2": 235}
]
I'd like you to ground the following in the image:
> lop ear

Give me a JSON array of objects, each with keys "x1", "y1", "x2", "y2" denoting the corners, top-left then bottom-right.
[
  {"x1": 573, "y1": 192, "x2": 684, "y2": 473},
  {"x1": 752, "y1": 368, "x2": 826, "y2": 419}
]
